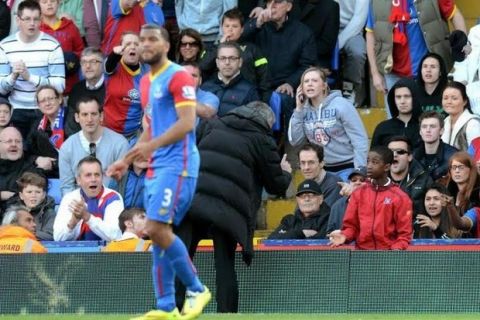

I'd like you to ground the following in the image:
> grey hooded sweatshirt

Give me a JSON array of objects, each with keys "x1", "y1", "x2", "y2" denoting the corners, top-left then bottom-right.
[{"x1": 288, "y1": 90, "x2": 368, "y2": 168}]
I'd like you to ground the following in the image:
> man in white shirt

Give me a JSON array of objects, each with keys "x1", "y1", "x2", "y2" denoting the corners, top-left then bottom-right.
[{"x1": 54, "y1": 156, "x2": 123, "y2": 241}]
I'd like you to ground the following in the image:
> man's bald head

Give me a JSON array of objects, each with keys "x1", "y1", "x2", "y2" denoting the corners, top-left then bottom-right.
[{"x1": 0, "y1": 127, "x2": 23, "y2": 160}]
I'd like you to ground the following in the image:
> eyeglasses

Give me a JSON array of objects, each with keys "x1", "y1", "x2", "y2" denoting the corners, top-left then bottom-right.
[
  {"x1": 80, "y1": 59, "x2": 102, "y2": 66},
  {"x1": 89, "y1": 142, "x2": 96, "y2": 157},
  {"x1": 450, "y1": 164, "x2": 467, "y2": 171},
  {"x1": 390, "y1": 149, "x2": 409, "y2": 156},
  {"x1": 18, "y1": 16, "x2": 41, "y2": 23},
  {"x1": 38, "y1": 97, "x2": 58, "y2": 104},
  {"x1": 217, "y1": 56, "x2": 240, "y2": 63},
  {"x1": 0, "y1": 139, "x2": 22, "y2": 145},
  {"x1": 180, "y1": 41, "x2": 199, "y2": 48}
]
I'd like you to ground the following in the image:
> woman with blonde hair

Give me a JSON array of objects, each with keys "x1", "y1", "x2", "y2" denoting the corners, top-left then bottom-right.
[{"x1": 288, "y1": 66, "x2": 368, "y2": 181}]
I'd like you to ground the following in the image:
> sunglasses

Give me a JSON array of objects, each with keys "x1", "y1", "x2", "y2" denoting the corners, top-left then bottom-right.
[
  {"x1": 180, "y1": 41, "x2": 199, "y2": 48},
  {"x1": 390, "y1": 149, "x2": 409, "y2": 156}
]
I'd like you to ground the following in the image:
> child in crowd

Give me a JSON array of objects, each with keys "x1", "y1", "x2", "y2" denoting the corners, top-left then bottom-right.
[
  {"x1": 0, "y1": 97, "x2": 12, "y2": 133},
  {"x1": 329, "y1": 146, "x2": 412, "y2": 250},
  {"x1": 12, "y1": 172, "x2": 56, "y2": 241}
]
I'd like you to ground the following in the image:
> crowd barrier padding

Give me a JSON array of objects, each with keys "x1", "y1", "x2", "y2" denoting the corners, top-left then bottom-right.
[{"x1": 1, "y1": 243, "x2": 480, "y2": 314}]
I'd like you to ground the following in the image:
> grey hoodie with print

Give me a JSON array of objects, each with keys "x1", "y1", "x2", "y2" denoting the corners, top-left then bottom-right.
[{"x1": 288, "y1": 90, "x2": 368, "y2": 168}]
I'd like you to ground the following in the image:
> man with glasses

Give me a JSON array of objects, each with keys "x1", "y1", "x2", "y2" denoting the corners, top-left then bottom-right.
[
  {"x1": 0, "y1": 127, "x2": 44, "y2": 215},
  {"x1": 67, "y1": 47, "x2": 106, "y2": 135},
  {"x1": 0, "y1": 0, "x2": 65, "y2": 139},
  {"x1": 59, "y1": 96, "x2": 129, "y2": 196},
  {"x1": 201, "y1": 42, "x2": 259, "y2": 116},
  {"x1": 269, "y1": 179, "x2": 330, "y2": 239},
  {"x1": 388, "y1": 135, "x2": 432, "y2": 217}
]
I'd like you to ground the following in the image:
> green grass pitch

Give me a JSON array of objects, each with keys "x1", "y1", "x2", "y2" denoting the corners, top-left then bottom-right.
[{"x1": 2, "y1": 314, "x2": 480, "y2": 320}]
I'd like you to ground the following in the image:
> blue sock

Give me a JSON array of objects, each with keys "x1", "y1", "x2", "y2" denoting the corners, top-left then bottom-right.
[
  {"x1": 152, "y1": 244, "x2": 176, "y2": 311},
  {"x1": 164, "y1": 236, "x2": 204, "y2": 293}
]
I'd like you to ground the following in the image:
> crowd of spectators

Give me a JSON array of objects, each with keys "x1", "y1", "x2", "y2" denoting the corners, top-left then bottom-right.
[{"x1": 0, "y1": 0, "x2": 480, "y2": 257}]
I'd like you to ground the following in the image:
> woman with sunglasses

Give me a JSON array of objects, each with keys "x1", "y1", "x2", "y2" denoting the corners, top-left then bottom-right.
[
  {"x1": 26, "y1": 85, "x2": 71, "y2": 178},
  {"x1": 175, "y1": 28, "x2": 204, "y2": 64},
  {"x1": 441, "y1": 81, "x2": 480, "y2": 151}
]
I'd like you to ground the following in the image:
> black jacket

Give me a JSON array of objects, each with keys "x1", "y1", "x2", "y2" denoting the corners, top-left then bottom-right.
[
  {"x1": 290, "y1": 0, "x2": 340, "y2": 70},
  {"x1": 371, "y1": 78, "x2": 422, "y2": 148},
  {"x1": 268, "y1": 202, "x2": 331, "y2": 239},
  {"x1": 415, "y1": 52, "x2": 448, "y2": 115},
  {"x1": 188, "y1": 105, "x2": 291, "y2": 264},
  {"x1": 413, "y1": 141, "x2": 458, "y2": 181},
  {"x1": 393, "y1": 158, "x2": 433, "y2": 216},
  {"x1": 201, "y1": 73, "x2": 260, "y2": 117},
  {"x1": 243, "y1": 15, "x2": 317, "y2": 88},
  {"x1": 25, "y1": 108, "x2": 72, "y2": 178},
  {"x1": 0, "y1": 156, "x2": 43, "y2": 215}
]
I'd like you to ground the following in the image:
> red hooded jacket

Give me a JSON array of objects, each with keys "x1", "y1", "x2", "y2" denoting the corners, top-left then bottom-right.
[{"x1": 341, "y1": 179, "x2": 413, "y2": 250}]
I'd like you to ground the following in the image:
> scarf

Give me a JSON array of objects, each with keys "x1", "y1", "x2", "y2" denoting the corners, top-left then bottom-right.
[
  {"x1": 37, "y1": 107, "x2": 65, "y2": 150},
  {"x1": 389, "y1": 0, "x2": 410, "y2": 46},
  {"x1": 77, "y1": 187, "x2": 118, "y2": 241},
  {"x1": 78, "y1": 188, "x2": 104, "y2": 241}
]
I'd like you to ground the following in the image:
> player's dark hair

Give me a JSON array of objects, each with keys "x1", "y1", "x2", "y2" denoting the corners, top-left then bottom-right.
[{"x1": 141, "y1": 24, "x2": 170, "y2": 43}]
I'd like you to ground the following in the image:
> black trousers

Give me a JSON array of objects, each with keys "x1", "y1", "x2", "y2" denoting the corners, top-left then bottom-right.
[{"x1": 174, "y1": 216, "x2": 239, "y2": 313}]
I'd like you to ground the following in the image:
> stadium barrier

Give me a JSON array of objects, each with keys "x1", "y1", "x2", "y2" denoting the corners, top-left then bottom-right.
[{"x1": 1, "y1": 240, "x2": 480, "y2": 314}]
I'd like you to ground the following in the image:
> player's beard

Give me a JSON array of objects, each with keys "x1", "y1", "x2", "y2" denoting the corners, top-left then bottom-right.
[{"x1": 143, "y1": 51, "x2": 163, "y2": 65}]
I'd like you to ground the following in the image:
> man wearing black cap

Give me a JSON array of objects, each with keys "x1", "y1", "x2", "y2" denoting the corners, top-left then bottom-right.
[
  {"x1": 268, "y1": 179, "x2": 330, "y2": 239},
  {"x1": 326, "y1": 167, "x2": 366, "y2": 234}
]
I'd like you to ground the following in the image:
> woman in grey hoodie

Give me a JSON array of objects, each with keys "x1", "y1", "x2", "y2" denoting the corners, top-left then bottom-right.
[{"x1": 288, "y1": 66, "x2": 368, "y2": 181}]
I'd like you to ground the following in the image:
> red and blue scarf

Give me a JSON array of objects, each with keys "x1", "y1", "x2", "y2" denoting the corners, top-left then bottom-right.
[
  {"x1": 389, "y1": 0, "x2": 410, "y2": 46},
  {"x1": 37, "y1": 107, "x2": 65, "y2": 150}
]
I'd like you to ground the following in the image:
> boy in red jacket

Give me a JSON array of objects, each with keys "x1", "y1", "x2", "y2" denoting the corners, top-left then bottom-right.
[{"x1": 329, "y1": 145, "x2": 413, "y2": 250}]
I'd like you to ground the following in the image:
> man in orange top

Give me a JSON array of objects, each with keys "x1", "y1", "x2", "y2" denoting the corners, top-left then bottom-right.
[
  {"x1": 0, "y1": 204, "x2": 47, "y2": 253},
  {"x1": 103, "y1": 208, "x2": 151, "y2": 252}
]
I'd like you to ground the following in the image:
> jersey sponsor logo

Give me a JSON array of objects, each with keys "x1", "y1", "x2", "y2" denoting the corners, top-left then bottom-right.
[
  {"x1": 181, "y1": 86, "x2": 196, "y2": 100},
  {"x1": 128, "y1": 88, "x2": 141, "y2": 102}
]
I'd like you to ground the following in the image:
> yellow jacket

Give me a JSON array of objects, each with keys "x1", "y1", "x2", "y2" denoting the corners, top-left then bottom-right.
[
  {"x1": 103, "y1": 238, "x2": 151, "y2": 252},
  {"x1": 0, "y1": 226, "x2": 47, "y2": 253}
]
